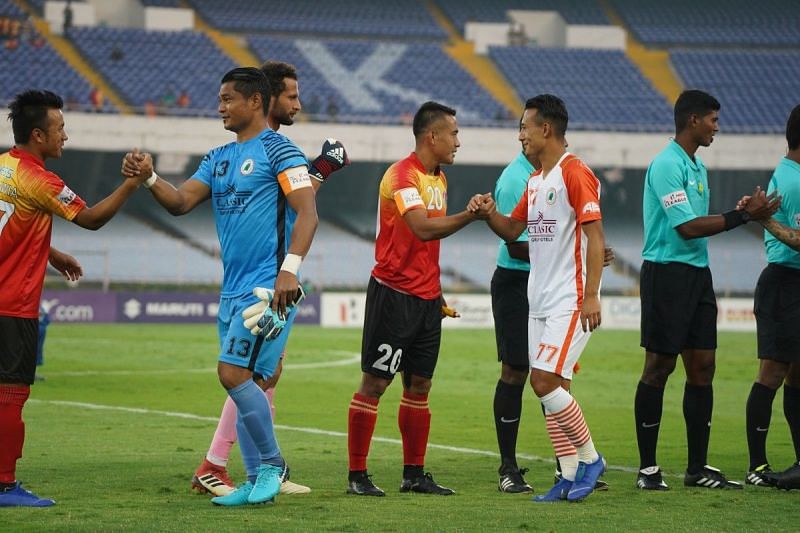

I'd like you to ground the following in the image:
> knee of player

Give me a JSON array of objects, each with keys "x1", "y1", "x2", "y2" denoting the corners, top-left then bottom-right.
[
  {"x1": 358, "y1": 373, "x2": 392, "y2": 398},
  {"x1": 529, "y1": 371, "x2": 561, "y2": 397}
]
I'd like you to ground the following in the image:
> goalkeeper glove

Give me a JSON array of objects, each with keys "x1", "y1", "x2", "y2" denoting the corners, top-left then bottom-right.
[
  {"x1": 242, "y1": 286, "x2": 306, "y2": 340},
  {"x1": 309, "y1": 138, "x2": 349, "y2": 182}
]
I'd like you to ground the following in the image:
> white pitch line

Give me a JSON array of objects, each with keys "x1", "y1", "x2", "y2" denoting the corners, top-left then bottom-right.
[
  {"x1": 28, "y1": 399, "x2": 648, "y2": 476},
  {"x1": 43, "y1": 352, "x2": 361, "y2": 377}
]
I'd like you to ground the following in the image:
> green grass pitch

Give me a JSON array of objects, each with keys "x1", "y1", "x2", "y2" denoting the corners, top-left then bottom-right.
[{"x1": 6, "y1": 324, "x2": 798, "y2": 531}]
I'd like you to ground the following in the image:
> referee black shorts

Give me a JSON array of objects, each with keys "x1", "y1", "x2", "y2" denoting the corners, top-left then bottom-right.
[
  {"x1": 360, "y1": 277, "x2": 442, "y2": 381},
  {"x1": 640, "y1": 260, "x2": 717, "y2": 356},
  {"x1": 0, "y1": 315, "x2": 39, "y2": 385},
  {"x1": 491, "y1": 267, "x2": 530, "y2": 370},
  {"x1": 754, "y1": 263, "x2": 800, "y2": 363}
]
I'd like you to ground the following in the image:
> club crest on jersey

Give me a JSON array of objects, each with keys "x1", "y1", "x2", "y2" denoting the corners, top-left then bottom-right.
[
  {"x1": 240, "y1": 159, "x2": 255, "y2": 176},
  {"x1": 0, "y1": 166, "x2": 13, "y2": 180},
  {"x1": 57, "y1": 185, "x2": 77, "y2": 205},
  {"x1": 545, "y1": 188, "x2": 557, "y2": 205},
  {"x1": 794, "y1": 213, "x2": 800, "y2": 227}
]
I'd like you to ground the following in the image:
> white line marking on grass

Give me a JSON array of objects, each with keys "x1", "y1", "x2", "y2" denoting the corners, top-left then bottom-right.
[
  {"x1": 28, "y1": 399, "x2": 651, "y2": 476},
  {"x1": 43, "y1": 352, "x2": 360, "y2": 377}
]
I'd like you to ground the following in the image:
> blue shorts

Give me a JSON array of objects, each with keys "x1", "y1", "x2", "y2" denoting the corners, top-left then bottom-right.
[{"x1": 217, "y1": 294, "x2": 297, "y2": 378}]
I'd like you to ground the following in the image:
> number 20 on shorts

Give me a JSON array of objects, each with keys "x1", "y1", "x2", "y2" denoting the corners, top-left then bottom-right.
[{"x1": 372, "y1": 343, "x2": 403, "y2": 374}]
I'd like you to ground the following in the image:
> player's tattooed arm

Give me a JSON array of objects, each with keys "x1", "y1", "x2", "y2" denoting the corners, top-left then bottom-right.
[{"x1": 760, "y1": 217, "x2": 800, "y2": 252}]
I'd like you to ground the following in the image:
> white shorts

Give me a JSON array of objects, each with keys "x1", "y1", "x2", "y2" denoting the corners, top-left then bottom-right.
[{"x1": 529, "y1": 310, "x2": 591, "y2": 380}]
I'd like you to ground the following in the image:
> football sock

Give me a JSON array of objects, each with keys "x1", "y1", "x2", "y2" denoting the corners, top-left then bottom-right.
[
  {"x1": 236, "y1": 412, "x2": 260, "y2": 482},
  {"x1": 784, "y1": 384, "x2": 800, "y2": 462},
  {"x1": 542, "y1": 388, "x2": 598, "y2": 464},
  {"x1": 207, "y1": 396, "x2": 237, "y2": 467},
  {"x1": 684, "y1": 383, "x2": 713, "y2": 474},
  {"x1": 494, "y1": 380, "x2": 524, "y2": 469},
  {"x1": 635, "y1": 380, "x2": 664, "y2": 469},
  {"x1": 227, "y1": 379, "x2": 281, "y2": 466},
  {"x1": 746, "y1": 382, "x2": 776, "y2": 470},
  {"x1": 0, "y1": 385, "x2": 29, "y2": 484},
  {"x1": 399, "y1": 390, "x2": 431, "y2": 468},
  {"x1": 348, "y1": 393, "x2": 378, "y2": 472},
  {"x1": 545, "y1": 412, "x2": 578, "y2": 481}
]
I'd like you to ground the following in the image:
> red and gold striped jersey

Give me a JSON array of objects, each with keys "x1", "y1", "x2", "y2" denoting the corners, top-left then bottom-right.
[
  {"x1": 0, "y1": 148, "x2": 85, "y2": 318},
  {"x1": 371, "y1": 152, "x2": 447, "y2": 300}
]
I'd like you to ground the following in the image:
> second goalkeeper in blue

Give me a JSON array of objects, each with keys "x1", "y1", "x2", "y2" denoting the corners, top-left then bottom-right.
[{"x1": 123, "y1": 67, "x2": 320, "y2": 506}]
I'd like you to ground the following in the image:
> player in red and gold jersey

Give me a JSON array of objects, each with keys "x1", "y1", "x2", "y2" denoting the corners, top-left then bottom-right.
[
  {"x1": 346, "y1": 101, "x2": 494, "y2": 497},
  {"x1": 0, "y1": 90, "x2": 146, "y2": 507}
]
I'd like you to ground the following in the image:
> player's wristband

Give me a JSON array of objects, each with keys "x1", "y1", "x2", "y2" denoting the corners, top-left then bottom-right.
[
  {"x1": 722, "y1": 209, "x2": 748, "y2": 230},
  {"x1": 280, "y1": 253, "x2": 303, "y2": 276},
  {"x1": 142, "y1": 172, "x2": 159, "y2": 189}
]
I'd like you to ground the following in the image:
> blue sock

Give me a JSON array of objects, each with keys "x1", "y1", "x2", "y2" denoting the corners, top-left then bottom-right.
[
  {"x1": 227, "y1": 380, "x2": 282, "y2": 466},
  {"x1": 236, "y1": 413, "x2": 260, "y2": 483}
]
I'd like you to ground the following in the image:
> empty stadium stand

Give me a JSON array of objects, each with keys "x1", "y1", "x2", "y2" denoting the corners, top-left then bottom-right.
[
  {"x1": 247, "y1": 35, "x2": 508, "y2": 126},
  {"x1": 437, "y1": 0, "x2": 610, "y2": 33},
  {"x1": 670, "y1": 49, "x2": 800, "y2": 134},
  {"x1": 189, "y1": 0, "x2": 447, "y2": 39},
  {"x1": 611, "y1": 0, "x2": 800, "y2": 47},
  {"x1": 490, "y1": 46, "x2": 673, "y2": 131},
  {"x1": 67, "y1": 26, "x2": 236, "y2": 114}
]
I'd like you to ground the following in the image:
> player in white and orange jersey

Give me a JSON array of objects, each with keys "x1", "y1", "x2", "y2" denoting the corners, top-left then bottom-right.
[{"x1": 473, "y1": 94, "x2": 606, "y2": 502}]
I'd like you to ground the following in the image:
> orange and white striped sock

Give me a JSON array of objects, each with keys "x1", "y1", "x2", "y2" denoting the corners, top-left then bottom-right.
[
  {"x1": 545, "y1": 413, "x2": 579, "y2": 481},
  {"x1": 542, "y1": 388, "x2": 599, "y2": 464}
]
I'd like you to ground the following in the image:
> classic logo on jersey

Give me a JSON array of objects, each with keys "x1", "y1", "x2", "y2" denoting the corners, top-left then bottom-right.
[
  {"x1": 545, "y1": 187, "x2": 557, "y2": 205},
  {"x1": 527, "y1": 211, "x2": 557, "y2": 242},
  {"x1": 397, "y1": 187, "x2": 424, "y2": 211},
  {"x1": 213, "y1": 184, "x2": 253, "y2": 215},
  {"x1": 57, "y1": 185, "x2": 77, "y2": 205},
  {"x1": 0, "y1": 182, "x2": 17, "y2": 198},
  {"x1": 0, "y1": 166, "x2": 13, "y2": 180},
  {"x1": 240, "y1": 159, "x2": 255, "y2": 176},
  {"x1": 583, "y1": 201, "x2": 600, "y2": 214},
  {"x1": 662, "y1": 191, "x2": 688, "y2": 209}
]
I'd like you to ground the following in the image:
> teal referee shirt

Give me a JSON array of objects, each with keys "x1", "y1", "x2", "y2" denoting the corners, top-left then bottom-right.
[
  {"x1": 765, "y1": 157, "x2": 800, "y2": 269},
  {"x1": 495, "y1": 151, "x2": 535, "y2": 271},
  {"x1": 642, "y1": 140, "x2": 710, "y2": 267}
]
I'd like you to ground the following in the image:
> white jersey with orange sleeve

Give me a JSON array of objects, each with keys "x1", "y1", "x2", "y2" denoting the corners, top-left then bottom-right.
[{"x1": 510, "y1": 152, "x2": 602, "y2": 318}]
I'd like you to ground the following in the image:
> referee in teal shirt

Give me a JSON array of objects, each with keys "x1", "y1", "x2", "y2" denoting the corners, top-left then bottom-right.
[
  {"x1": 635, "y1": 90, "x2": 779, "y2": 491},
  {"x1": 491, "y1": 150, "x2": 535, "y2": 493},
  {"x1": 745, "y1": 104, "x2": 800, "y2": 489}
]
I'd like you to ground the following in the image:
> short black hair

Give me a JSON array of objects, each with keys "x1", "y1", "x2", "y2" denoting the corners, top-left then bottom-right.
[
  {"x1": 220, "y1": 67, "x2": 270, "y2": 114},
  {"x1": 260, "y1": 61, "x2": 298, "y2": 98},
  {"x1": 7, "y1": 89, "x2": 63, "y2": 144},
  {"x1": 787, "y1": 104, "x2": 800, "y2": 151},
  {"x1": 674, "y1": 90, "x2": 720, "y2": 133},
  {"x1": 524, "y1": 94, "x2": 568, "y2": 137},
  {"x1": 413, "y1": 101, "x2": 456, "y2": 137}
]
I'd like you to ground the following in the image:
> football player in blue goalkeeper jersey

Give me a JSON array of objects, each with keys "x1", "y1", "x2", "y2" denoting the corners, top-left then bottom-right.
[{"x1": 123, "y1": 67, "x2": 340, "y2": 506}]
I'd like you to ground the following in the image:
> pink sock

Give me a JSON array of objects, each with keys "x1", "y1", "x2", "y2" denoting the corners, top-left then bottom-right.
[
  {"x1": 206, "y1": 396, "x2": 237, "y2": 466},
  {"x1": 266, "y1": 387, "x2": 276, "y2": 421}
]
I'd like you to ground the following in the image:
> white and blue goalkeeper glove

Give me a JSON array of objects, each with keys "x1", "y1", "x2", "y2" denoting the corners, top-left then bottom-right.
[{"x1": 242, "y1": 286, "x2": 305, "y2": 340}]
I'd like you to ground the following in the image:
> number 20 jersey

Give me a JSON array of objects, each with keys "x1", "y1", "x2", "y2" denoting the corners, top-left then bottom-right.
[{"x1": 371, "y1": 152, "x2": 446, "y2": 300}]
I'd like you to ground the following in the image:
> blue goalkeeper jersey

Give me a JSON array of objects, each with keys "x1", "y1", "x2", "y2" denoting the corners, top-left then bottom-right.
[{"x1": 191, "y1": 127, "x2": 310, "y2": 298}]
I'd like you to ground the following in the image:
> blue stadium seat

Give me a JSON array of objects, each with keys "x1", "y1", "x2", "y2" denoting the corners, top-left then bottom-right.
[
  {"x1": 611, "y1": 0, "x2": 800, "y2": 47},
  {"x1": 190, "y1": 0, "x2": 446, "y2": 39},
  {"x1": 671, "y1": 49, "x2": 800, "y2": 134},
  {"x1": 248, "y1": 35, "x2": 507, "y2": 126},
  {"x1": 68, "y1": 27, "x2": 236, "y2": 115},
  {"x1": 490, "y1": 47, "x2": 673, "y2": 132},
  {"x1": 436, "y1": 0, "x2": 610, "y2": 34}
]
